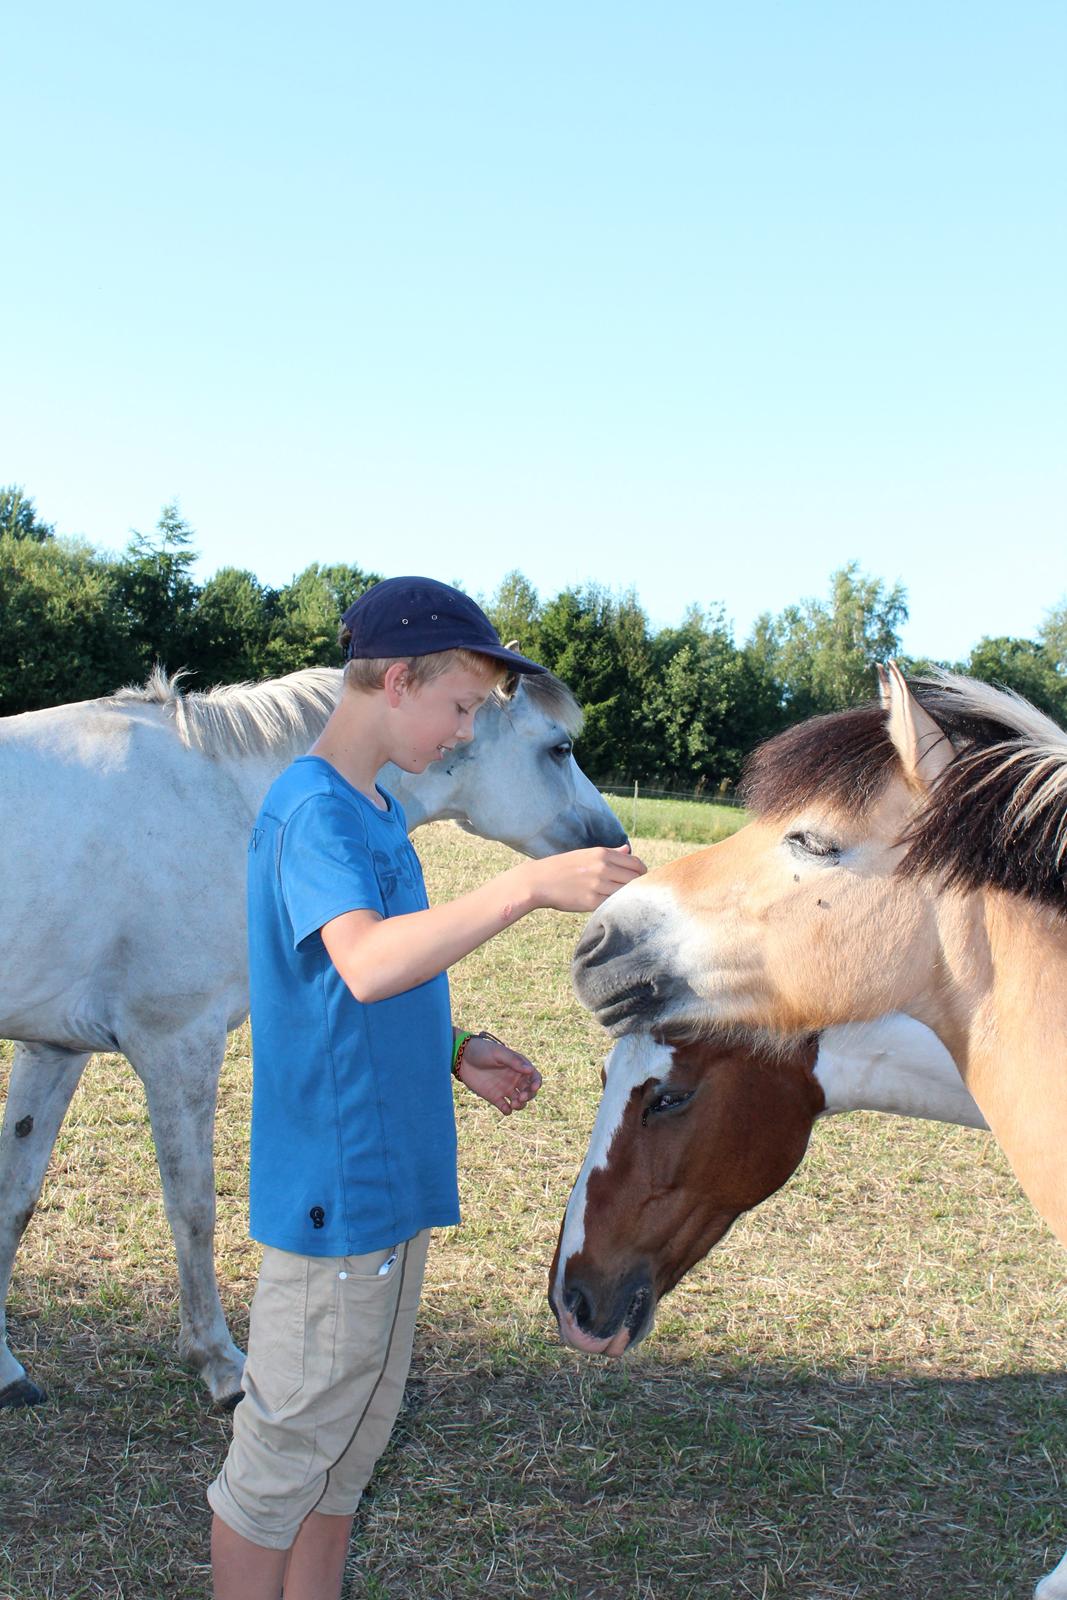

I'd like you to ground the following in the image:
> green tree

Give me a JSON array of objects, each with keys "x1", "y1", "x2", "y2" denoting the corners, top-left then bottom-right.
[
  {"x1": 266, "y1": 562, "x2": 380, "y2": 673},
  {"x1": 0, "y1": 534, "x2": 136, "y2": 714},
  {"x1": 536, "y1": 584, "x2": 652, "y2": 780},
  {"x1": 114, "y1": 502, "x2": 200, "y2": 677},
  {"x1": 484, "y1": 570, "x2": 543, "y2": 658},
  {"x1": 746, "y1": 563, "x2": 909, "y2": 720},
  {"x1": 964, "y1": 636, "x2": 1067, "y2": 723},
  {"x1": 1039, "y1": 598, "x2": 1067, "y2": 678},
  {"x1": 191, "y1": 567, "x2": 274, "y2": 684},
  {"x1": 0, "y1": 485, "x2": 55, "y2": 542},
  {"x1": 649, "y1": 606, "x2": 778, "y2": 789}
]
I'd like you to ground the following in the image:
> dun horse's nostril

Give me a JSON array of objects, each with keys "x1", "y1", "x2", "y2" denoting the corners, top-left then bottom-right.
[{"x1": 574, "y1": 918, "x2": 607, "y2": 963}]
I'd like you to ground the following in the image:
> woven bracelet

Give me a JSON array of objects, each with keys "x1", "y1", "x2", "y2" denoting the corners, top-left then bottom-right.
[
  {"x1": 451, "y1": 1030, "x2": 506, "y2": 1079},
  {"x1": 451, "y1": 1031, "x2": 474, "y2": 1078}
]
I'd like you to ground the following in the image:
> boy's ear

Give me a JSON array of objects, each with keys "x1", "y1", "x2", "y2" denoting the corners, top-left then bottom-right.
[{"x1": 382, "y1": 661, "x2": 411, "y2": 705}]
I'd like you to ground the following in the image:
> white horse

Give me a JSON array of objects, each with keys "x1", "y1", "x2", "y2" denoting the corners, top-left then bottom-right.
[{"x1": 0, "y1": 665, "x2": 626, "y2": 1409}]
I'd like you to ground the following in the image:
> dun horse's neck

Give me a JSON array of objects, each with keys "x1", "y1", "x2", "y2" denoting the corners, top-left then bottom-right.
[{"x1": 952, "y1": 894, "x2": 1067, "y2": 1248}]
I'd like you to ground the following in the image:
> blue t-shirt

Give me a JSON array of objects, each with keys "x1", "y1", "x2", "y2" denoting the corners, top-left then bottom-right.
[{"x1": 246, "y1": 756, "x2": 458, "y2": 1255}]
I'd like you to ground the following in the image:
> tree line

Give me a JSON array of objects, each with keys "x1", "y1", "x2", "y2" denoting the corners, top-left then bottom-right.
[{"x1": 3, "y1": 486, "x2": 1065, "y2": 791}]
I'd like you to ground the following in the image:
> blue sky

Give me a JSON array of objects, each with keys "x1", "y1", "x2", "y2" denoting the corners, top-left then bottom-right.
[{"x1": 6, "y1": 2, "x2": 1065, "y2": 661}]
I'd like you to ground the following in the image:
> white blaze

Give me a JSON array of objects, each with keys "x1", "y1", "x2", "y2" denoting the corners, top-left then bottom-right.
[{"x1": 550, "y1": 1035, "x2": 673, "y2": 1312}]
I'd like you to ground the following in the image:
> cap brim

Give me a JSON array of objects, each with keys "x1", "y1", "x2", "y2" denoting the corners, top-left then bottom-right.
[{"x1": 476, "y1": 644, "x2": 547, "y2": 675}]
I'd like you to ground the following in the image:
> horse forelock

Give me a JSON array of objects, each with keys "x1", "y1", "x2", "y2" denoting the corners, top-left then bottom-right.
[
  {"x1": 739, "y1": 704, "x2": 901, "y2": 821},
  {"x1": 495, "y1": 670, "x2": 584, "y2": 737},
  {"x1": 109, "y1": 668, "x2": 342, "y2": 756},
  {"x1": 655, "y1": 1019, "x2": 823, "y2": 1063}
]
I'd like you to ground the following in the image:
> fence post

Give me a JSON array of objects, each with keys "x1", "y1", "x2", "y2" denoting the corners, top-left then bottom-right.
[{"x1": 632, "y1": 779, "x2": 638, "y2": 839}]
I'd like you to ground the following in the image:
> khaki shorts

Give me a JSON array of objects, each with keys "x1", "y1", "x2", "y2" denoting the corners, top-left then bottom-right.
[{"x1": 208, "y1": 1231, "x2": 429, "y2": 1550}]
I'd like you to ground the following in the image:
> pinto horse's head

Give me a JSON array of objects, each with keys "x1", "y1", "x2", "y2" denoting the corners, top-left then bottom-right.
[{"x1": 549, "y1": 1031, "x2": 824, "y2": 1356}]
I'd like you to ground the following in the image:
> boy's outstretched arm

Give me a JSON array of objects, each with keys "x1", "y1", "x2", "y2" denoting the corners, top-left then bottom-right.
[{"x1": 321, "y1": 845, "x2": 645, "y2": 1004}]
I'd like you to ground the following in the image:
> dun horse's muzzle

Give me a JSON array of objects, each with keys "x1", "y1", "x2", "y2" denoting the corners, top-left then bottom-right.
[{"x1": 572, "y1": 900, "x2": 688, "y2": 1033}]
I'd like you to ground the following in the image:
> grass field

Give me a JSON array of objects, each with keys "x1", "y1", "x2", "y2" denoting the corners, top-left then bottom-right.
[
  {"x1": 602, "y1": 794, "x2": 745, "y2": 845},
  {"x1": 1, "y1": 820, "x2": 1065, "y2": 1599}
]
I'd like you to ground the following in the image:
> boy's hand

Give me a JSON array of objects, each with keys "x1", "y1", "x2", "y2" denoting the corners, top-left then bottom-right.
[
  {"x1": 456, "y1": 1034, "x2": 542, "y2": 1116},
  {"x1": 525, "y1": 845, "x2": 647, "y2": 914}
]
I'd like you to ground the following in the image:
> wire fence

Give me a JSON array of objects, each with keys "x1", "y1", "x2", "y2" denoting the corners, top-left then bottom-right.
[{"x1": 598, "y1": 781, "x2": 745, "y2": 809}]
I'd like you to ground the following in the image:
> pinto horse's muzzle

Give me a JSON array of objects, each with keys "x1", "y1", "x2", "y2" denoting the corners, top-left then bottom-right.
[{"x1": 550, "y1": 1264, "x2": 656, "y2": 1357}]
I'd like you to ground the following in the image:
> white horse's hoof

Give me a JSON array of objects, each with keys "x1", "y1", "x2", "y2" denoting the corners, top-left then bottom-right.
[{"x1": 193, "y1": 1341, "x2": 246, "y2": 1408}]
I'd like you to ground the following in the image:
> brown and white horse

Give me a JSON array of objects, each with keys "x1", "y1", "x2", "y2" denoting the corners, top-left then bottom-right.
[
  {"x1": 568, "y1": 666, "x2": 1067, "y2": 1600},
  {"x1": 549, "y1": 1015, "x2": 984, "y2": 1356}
]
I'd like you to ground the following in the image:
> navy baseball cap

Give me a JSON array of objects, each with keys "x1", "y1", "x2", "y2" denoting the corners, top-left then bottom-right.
[{"x1": 341, "y1": 576, "x2": 546, "y2": 674}]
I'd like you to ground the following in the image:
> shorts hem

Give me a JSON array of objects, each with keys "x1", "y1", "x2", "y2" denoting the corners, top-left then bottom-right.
[{"x1": 207, "y1": 1476, "x2": 301, "y2": 1552}]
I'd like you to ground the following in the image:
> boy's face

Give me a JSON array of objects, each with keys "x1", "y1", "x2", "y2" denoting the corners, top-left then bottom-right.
[{"x1": 388, "y1": 663, "x2": 497, "y2": 773}]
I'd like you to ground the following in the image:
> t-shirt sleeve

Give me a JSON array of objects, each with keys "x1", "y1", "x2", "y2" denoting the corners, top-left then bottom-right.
[{"x1": 278, "y1": 796, "x2": 385, "y2": 950}]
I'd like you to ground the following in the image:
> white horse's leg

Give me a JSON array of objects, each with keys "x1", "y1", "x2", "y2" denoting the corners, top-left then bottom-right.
[
  {"x1": 1037, "y1": 1550, "x2": 1067, "y2": 1598},
  {"x1": 0, "y1": 1041, "x2": 90, "y2": 1407},
  {"x1": 125, "y1": 1025, "x2": 245, "y2": 1407}
]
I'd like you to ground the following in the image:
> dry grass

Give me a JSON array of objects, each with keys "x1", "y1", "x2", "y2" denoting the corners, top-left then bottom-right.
[{"x1": 1, "y1": 822, "x2": 1065, "y2": 1599}]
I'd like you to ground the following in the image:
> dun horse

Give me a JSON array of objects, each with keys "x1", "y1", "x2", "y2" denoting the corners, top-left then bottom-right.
[
  {"x1": 0, "y1": 665, "x2": 625, "y2": 1410},
  {"x1": 570, "y1": 666, "x2": 1067, "y2": 1600}
]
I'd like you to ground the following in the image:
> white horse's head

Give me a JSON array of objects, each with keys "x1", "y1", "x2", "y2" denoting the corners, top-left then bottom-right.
[{"x1": 384, "y1": 672, "x2": 628, "y2": 857}]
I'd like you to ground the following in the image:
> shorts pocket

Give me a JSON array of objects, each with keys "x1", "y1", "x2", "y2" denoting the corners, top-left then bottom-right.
[
  {"x1": 246, "y1": 1249, "x2": 309, "y2": 1412},
  {"x1": 338, "y1": 1244, "x2": 402, "y2": 1283}
]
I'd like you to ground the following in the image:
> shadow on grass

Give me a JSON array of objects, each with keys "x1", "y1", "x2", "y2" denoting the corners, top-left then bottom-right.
[{"x1": 2, "y1": 1296, "x2": 1064, "y2": 1600}]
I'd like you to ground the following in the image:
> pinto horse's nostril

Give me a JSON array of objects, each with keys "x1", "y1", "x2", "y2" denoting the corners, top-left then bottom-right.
[
  {"x1": 563, "y1": 1282, "x2": 593, "y2": 1331},
  {"x1": 624, "y1": 1283, "x2": 652, "y2": 1334}
]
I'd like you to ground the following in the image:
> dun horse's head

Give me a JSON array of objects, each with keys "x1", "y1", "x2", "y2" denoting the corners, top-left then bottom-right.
[{"x1": 571, "y1": 665, "x2": 955, "y2": 1041}]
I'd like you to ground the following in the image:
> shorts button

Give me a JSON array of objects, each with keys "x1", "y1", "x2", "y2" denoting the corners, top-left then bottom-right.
[{"x1": 338, "y1": 1270, "x2": 348, "y2": 1280}]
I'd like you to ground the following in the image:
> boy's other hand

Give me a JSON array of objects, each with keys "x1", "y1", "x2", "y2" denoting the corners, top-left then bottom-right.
[
  {"x1": 525, "y1": 845, "x2": 647, "y2": 914},
  {"x1": 457, "y1": 1035, "x2": 543, "y2": 1116}
]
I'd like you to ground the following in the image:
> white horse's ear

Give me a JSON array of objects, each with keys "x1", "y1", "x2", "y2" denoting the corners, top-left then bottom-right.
[
  {"x1": 884, "y1": 661, "x2": 953, "y2": 790},
  {"x1": 504, "y1": 639, "x2": 520, "y2": 651},
  {"x1": 875, "y1": 664, "x2": 892, "y2": 710}
]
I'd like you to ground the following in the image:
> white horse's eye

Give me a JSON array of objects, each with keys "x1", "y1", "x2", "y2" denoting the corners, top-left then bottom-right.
[{"x1": 551, "y1": 742, "x2": 573, "y2": 760}]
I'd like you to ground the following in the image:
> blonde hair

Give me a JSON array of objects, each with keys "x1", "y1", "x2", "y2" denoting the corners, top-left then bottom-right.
[{"x1": 342, "y1": 647, "x2": 506, "y2": 694}]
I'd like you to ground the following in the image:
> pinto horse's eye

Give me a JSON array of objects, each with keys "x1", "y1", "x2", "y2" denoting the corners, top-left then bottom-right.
[
  {"x1": 785, "y1": 830, "x2": 841, "y2": 862},
  {"x1": 641, "y1": 1088, "x2": 696, "y2": 1126}
]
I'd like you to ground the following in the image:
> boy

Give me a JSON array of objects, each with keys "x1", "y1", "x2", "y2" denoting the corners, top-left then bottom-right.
[{"x1": 208, "y1": 576, "x2": 645, "y2": 1600}]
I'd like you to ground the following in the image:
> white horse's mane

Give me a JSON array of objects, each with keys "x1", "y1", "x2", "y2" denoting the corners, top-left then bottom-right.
[
  {"x1": 110, "y1": 664, "x2": 583, "y2": 758},
  {"x1": 110, "y1": 667, "x2": 343, "y2": 756}
]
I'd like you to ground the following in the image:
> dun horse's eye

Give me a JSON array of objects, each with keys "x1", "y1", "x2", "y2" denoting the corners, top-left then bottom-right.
[
  {"x1": 786, "y1": 830, "x2": 841, "y2": 862},
  {"x1": 642, "y1": 1088, "x2": 696, "y2": 1125}
]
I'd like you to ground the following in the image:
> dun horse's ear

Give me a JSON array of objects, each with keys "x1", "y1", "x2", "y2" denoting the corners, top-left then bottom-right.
[
  {"x1": 884, "y1": 661, "x2": 953, "y2": 790},
  {"x1": 876, "y1": 664, "x2": 892, "y2": 711}
]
